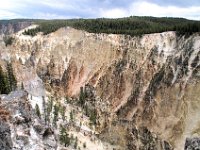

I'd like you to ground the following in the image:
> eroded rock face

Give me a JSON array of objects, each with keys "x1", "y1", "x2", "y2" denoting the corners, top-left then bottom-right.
[
  {"x1": 0, "y1": 90, "x2": 56, "y2": 150},
  {"x1": 0, "y1": 21, "x2": 32, "y2": 35},
  {"x1": 185, "y1": 137, "x2": 200, "y2": 150},
  {"x1": 127, "y1": 126, "x2": 173, "y2": 150},
  {"x1": 0, "y1": 121, "x2": 13, "y2": 150},
  {"x1": 0, "y1": 26, "x2": 200, "y2": 149}
]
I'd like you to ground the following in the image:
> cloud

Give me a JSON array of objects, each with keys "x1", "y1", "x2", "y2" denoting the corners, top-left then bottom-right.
[
  {"x1": 100, "y1": 8, "x2": 127, "y2": 18},
  {"x1": 0, "y1": 10, "x2": 22, "y2": 19},
  {"x1": 33, "y1": 13, "x2": 79, "y2": 19},
  {"x1": 100, "y1": 1, "x2": 200, "y2": 20},
  {"x1": 39, "y1": 0, "x2": 74, "y2": 10}
]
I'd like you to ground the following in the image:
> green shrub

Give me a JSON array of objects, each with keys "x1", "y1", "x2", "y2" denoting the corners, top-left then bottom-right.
[{"x1": 3, "y1": 36, "x2": 14, "y2": 46}]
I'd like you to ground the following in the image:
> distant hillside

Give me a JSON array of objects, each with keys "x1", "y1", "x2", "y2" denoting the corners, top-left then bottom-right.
[
  {"x1": 1, "y1": 16, "x2": 200, "y2": 36},
  {"x1": 0, "y1": 19, "x2": 34, "y2": 34}
]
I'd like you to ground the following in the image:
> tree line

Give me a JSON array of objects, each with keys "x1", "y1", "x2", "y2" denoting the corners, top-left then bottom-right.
[{"x1": 22, "y1": 16, "x2": 200, "y2": 37}]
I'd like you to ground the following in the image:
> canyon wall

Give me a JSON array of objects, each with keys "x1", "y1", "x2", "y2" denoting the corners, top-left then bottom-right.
[{"x1": 0, "y1": 25, "x2": 200, "y2": 149}]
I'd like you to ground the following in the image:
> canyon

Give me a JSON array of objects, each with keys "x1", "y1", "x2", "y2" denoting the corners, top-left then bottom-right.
[{"x1": 0, "y1": 22, "x2": 200, "y2": 150}]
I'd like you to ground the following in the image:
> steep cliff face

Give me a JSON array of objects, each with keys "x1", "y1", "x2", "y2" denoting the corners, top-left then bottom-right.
[
  {"x1": 0, "y1": 25, "x2": 200, "y2": 149},
  {"x1": 0, "y1": 21, "x2": 32, "y2": 35}
]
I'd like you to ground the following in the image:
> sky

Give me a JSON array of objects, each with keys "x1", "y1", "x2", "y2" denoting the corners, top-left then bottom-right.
[{"x1": 1, "y1": 0, "x2": 200, "y2": 20}]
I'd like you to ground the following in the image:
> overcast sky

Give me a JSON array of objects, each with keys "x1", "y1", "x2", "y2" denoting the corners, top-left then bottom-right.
[{"x1": 1, "y1": 0, "x2": 200, "y2": 20}]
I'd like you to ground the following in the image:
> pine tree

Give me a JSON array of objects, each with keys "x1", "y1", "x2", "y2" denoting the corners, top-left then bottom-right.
[
  {"x1": 43, "y1": 96, "x2": 47, "y2": 125},
  {"x1": 70, "y1": 111, "x2": 74, "y2": 122},
  {"x1": 47, "y1": 97, "x2": 53, "y2": 113},
  {"x1": 89, "y1": 109, "x2": 97, "y2": 125},
  {"x1": 0, "y1": 66, "x2": 5, "y2": 93},
  {"x1": 60, "y1": 106, "x2": 66, "y2": 121},
  {"x1": 0, "y1": 66, "x2": 10, "y2": 94},
  {"x1": 35, "y1": 104, "x2": 41, "y2": 119},
  {"x1": 59, "y1": 125, "x2": 70, "y2": 147},
  {"x1": 4, "y1": 75, "x2": 10, "y2": 93},
  {"x1": 46, "y1": 97, "x2": 53, "y2": 125},
  {"x1": 74, "y1": 137, "x2": 78, "y2": 149},
  {"x1": 53, "y1": 104, "x2": 59, "y2": 127},
  {"x1": 79, "y1": 86, "x2": 85, "y2": 107},
  {"x1": 6, "y1": 63, "x2": 17, "y2": 91},
  {"x1": 84, "y1": 104, "x2": 89, "y2": 117}
]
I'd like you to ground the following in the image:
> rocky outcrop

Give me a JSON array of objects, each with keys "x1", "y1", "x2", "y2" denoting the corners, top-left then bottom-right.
[
  {"x1": 0, "y1": 90, "x2": 57, "y2": 150},
  {"x1": 127, "y1": 126, "x2": 173, "y2": 150},
  {"x1": 0, "y1": 120, "x2": 13, "y2": 150},
  {"x1": 185, "y1": 137, "x2": 200, "y2": 150}
]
